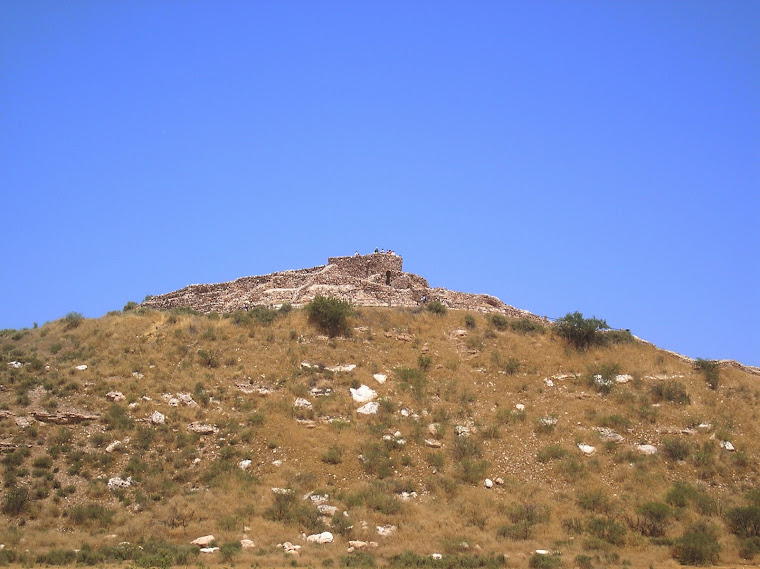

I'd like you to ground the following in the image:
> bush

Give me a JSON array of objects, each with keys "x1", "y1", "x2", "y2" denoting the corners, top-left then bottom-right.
[
  {"x1": 341, "y1": 551, "x2": 376, "y2": 568},
  {"x1": 577, "y1": 490, "x2": 611, "y2": 514},
  {"x1": 695, "y1": 359, "x2": 720, "y2": 390},
  {"x1": 662, "y1": 437, "x2": 691, "y2": 461},
  {"x1": 66, "y1": 503, "x2": 114, "y2": 526},
  {"x1": 672, "y1": 521, "x2": 721, "y2": 565},
  {"x1": 725, "y1": 505, "x2": 760, "y2": 538},
  {"x1": 536, "y1": 445, "x2": 567, "y2": 463},
  {"x1": 586, "y1": 517, "x2": 627, "y2": 546},
  {"x1": 555, "y1": 311, "x2": 609, "y2": 350},
  {"x1": 426, "y1": 300, "x2": 447, "y2": 315},
  {"x1": 651, "y1": 380, "x2": 691, "y2": 405},
  {"x1": 633, "y1": 502, "x2": 671, "y2": 537},
  {"x1": 528, "y1": 553, "x2": 562, "y2": 569},
  {"x1": 305, "y1": 295, "x2": 353, "y2": 337},
  {"x1": 62, "y1": 312, "x2": 84, "y2": 331},
  {"x1": 2, "y1": 486, "x2": 29, "y2": 516},
  {"x1": 740, "y1": 536, "x2": 760, "y2": 560},
  {"x1": 219, "y1": 541, "x2": 242, "y2": 563},
  {"x1": 464, "y1": 314, "x2": 476, "y2": 328},
  {"x1": 123, "y1": 301, "x2": 139, "y2": 312},
  {"x1": 491, "y1": 314, "x2": 509, "y2": 331}
]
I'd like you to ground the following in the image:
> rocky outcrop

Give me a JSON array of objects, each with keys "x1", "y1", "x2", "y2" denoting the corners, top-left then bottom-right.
[{"x1": 142, "y1": 253, "x2": 546, "y2": 322}]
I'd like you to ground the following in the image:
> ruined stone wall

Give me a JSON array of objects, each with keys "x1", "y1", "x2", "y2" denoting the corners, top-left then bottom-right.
[{"x1": 327, "y1": 254, "x2": 403, "y2": 280}]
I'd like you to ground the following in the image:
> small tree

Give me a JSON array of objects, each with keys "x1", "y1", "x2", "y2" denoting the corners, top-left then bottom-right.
[
  {"x1": 305, "y1": 295, "x2": 353, "y2": 337},
  {"x1": 555, "y1": 312, "x2": 609, "y2": 350},
  {"x1": 672, "y1": 521, "x2": 721, "y2": 565}
]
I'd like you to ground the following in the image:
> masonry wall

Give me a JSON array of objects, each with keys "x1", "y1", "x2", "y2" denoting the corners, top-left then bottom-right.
[{"x1": 327, "y1": 254, "x2": 403, "y2": 279}]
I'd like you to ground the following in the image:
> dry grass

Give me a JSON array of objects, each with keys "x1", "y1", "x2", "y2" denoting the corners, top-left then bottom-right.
[{"x1": 0, "y1": 307, "x2": 758, "y2": 566}]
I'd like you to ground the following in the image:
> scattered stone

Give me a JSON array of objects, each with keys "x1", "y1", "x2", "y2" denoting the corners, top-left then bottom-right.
[
  {"x1": 272, "y1": 460, "x2": 283, "y2": 467},
  {"x1": 431, "y1": 554, "x2": 443, "y2": 560},
  {"x1": 484, "y1": 479, "x2": 493, "y2": 489},
  {"x1": 615, "y1": 374, "x2": 633, "y2": 384},
  {"x1": 535, "y1": 549, "x2": 550, "y2": 555},
  {"x1": 318, "y1": 505, "x2": 338, "y2": 516},
  {"x1": 168, "y1": 398, "x2": 180, "y2": 407},
  {"x1": 132, "y1": 372, "x2": 144, "y2": 379},
  {"x1": 128, "y1": 402, "x2": 138, "y2": 410},
  {"x1": 720, "y1": 441, "x2": 736, "y2": 451},
  {"x1": 350, "y1": 385, "x2": 377, "y2": 404},
  {"x1": 494, "y1": 477, "x2": 504, "y2": 485},
  {"x1": 177, "y1": 393, "x2": 197, "y2": 406},
  {"x1": 307, "y1": 493, "x2": 329, "y2": 504},
  {"x1": 543, "y1": 378, "x2": 554, "y2": 388},
  {"x1": 150, "y1": 411, "x2": 165, "y2": 425},
  {"x1": 356, "y1": 402, "x2": 379, "y2": 415},
  {"x1": 271, "y1": 488, "x2": 292, "y2": 495},
  {"x1": 8, "y1": 361, "x2": 23, "y2": 369},
  {"x1": 74, "y1": 364, "x2": 88, "y2": 371},
  {"x1": 454, "y1": 425, "x2": 470, "y2": 437},
  {"x1": 428, "y1": 423, "x2": 440, "y2": 436},
  {"x1": 238, "y1": 459, "x2": 252, "y2": 471},
  {"x1": 106, "y1": 440, "x2": 122, "y2": 453},
  {"x1": 281, "y1": 542, "x2": 301, "y2": 554},
  {"x1": 301, "y1": 362, "x2": 318, "y2": 369},
  {"x1": 108, "y1": 476, "x2": 132, "y2": 490},
  {"x1": 106, "y1": 391, "x2": 125, "y2": 402},
  {"x1": 294, "y1": 398, "x2": 312, "y2": 409},
  {"x1": 593, "y1": 374, "x2": 613, "y2": 389},
  {"x1": 636, "y1": 444, "x2": 658, "y2": 455},
  {"x1": 697, "y1": 423, "x2": 713, "y2": 431},
  {"x1": 376, "y1": 525, "x2": 397, "y2": 537},
  {"x1": 425, "y1": 439, "x2": 442, "y2": 448},
  {"x1": 539, "y1": 416, "x2": 557, "y2": 427},
  {"x1": 373, "y1": 374, "x2": 387, "y2": 384},
  {"x1": 240, "y1": 539, "x2": 255, "y2": 549},
  {"x1": 578, "y1": 444, "x2": 596, "y2": 456},
  {"x1": 515, "y1": 403, "x2": 525, "y2": 411},
  {"x1": 200, "y1": 547, "x2": 219, "y2": 554},
  {"x1": 311, "y1": 387, "x2": 333, "y2": 397},
  {"x1": 187, "y1": 422, "x2": 218, "y2": 435},
  {"x1": 452, "y1": 329, "x2": 468, "y2": 337}
]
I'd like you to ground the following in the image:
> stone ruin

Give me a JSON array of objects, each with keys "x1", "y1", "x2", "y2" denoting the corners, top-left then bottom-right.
[{"x1": 142, "y1": 253, "x2": 547, "y2": 322}]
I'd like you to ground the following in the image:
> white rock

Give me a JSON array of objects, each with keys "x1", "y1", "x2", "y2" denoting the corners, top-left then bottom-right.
[
  {"x1": 452, "y1": 329, "x2": 468, "y2": 337},
  {"x1": 168, "y1": 398, "x2": 180, "y2": 407},
  {"x1": 238, "y1": 459, "x2": 252, "y2": 471},
  {"x1": 107, "y1": 476, "x2": 132, "y2": 490},
  {"x1": 697, "y1": 422, "x2": 713, "y2": 431},
  {"x1": 240, "y1": 539, "x2": 255, "y2": 549},
  {"x1": 596, "y1": 427, "x2": 624, "y2": 443},
  {"x1": 177, "y1": 392, "x2": 197, "y2": 406},
  {"x1": 535, "y1": 549, "x2": 550, "y2": 555},
  {"x1": 128, "y1": 402, "x2": 138, "y2": 410},
  {"x1": 272, "y1": 460, "x2": 283, "y2": 467},
  {"x1": 578, "y1": 444, "x2": 596, "y2": 456},
  {"x1": 8, "y1": 361, "x2": 23, "y2": 368},
  {"x1": 327, "y1": 364, "x2": 356, "y2": 373},
  {"x1": 515, "y1": 403, "x2": 525, "y2": 411},
  {"x1": 350, "y1": 385, "x2": 378, "y2": 404},
  {"x1": 74, "y1": 364, "x2": 88, "y2": 371},
  {"x1": 281, "y1": 542, "x2": 301, "y2": 554},
  {"x1": 187, "y1": 422, "x2": 218, "y2": 435},
  {"x1": 306, "y1": 531, "x2": 334, "y2": 544},
  {"x1": 636, "y1": 444, "x2": 658, "y2": 455},
  {"x1": 191, "y1": 535, "x2": 216, "y2": 547},
  {"x1": 301, "y1": 361, "x2": 316, "y2": 369},
  {"x1": 425, "y1": 439, "x2": 442, "y2": 448},
  {"x1": 720, "y1": 441, "x2": 735, "y2": 451},
  {"x1": 539, "y1": 416, "x2": 557, "y2": 427},
  {"x1": 318, "y1": 505, "x2": 338, "y2": 515},
  {"x1": 15, "y1": 416, "x2": 33, "y2": 428},
  {"x1": 106, "y1": 440, "x2": 122, "y2": 453},
  {"x1": 431, "y1": 554, "x2": 443, "y2": 560},
  {"x1": 543, "y1": 378, "x2": 554, "y2": 387},
  {"x1": 615, "y1": 374, "x2": 633, "y2": 384},
  {"x1": 373, "y1": 373, "x2": 387, "y2": 384},
  {"x1": 495, "y1": 477, "x2": 504, "y2": 485},
  {"x1": 132, "y1": 372, "x2": 144, "y2": 379},
  {"x1": 376, "y1": 525, "x2": 397, "y2": 537},
  {"x1": 106, "y1": 391, "x2": 125, "y2": 402},
  {"x1": 308, "y1": 494, "x2": 329, "y2": 504},
  {"x1": 150, "y1": 411, "x2": 165, "y2": 425},
  {"x1": 484, "y1": 479, "x2": 493, "y2": 489},
  {"x1": 294, "y1": 398, "x2": 312, "y2": 409},
  {"x1": 356, "y1": 402, "x2": 379, "y2": 415},
  {"x1": 200, "y1": 547, "x2": 219, "y2": 553},
  {"x1": 454, "y1": 425, "x2": 470, "y2": 437},
  {"x1": 271, "y1": 487, "x2": 292, "y2": 494},
  {"x1": 399, "y1": 491, "x2": 417, "y2": 500}
]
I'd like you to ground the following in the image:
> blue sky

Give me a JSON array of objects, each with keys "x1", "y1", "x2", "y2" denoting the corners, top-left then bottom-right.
[{"x1": 1, "y1": 1, "x2": 758, "y2": 366}]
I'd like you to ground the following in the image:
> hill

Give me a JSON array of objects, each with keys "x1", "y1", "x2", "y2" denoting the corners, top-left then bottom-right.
[{"x1": 1, "y1": 275, "x2": 759, "y2": 567}]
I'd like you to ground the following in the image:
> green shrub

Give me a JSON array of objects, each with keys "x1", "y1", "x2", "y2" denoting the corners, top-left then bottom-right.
[
  {"x1": 634, "y1": 502, "x2": 672, "y2": 537},
  {"x1": 418, "y1": 354, "x2": 433, "y2": 371},
  {"x1": 305, "y1": 295, "x2": 353, "y2": 337},
  {"x1": 426, "y1": 300, "x2": 447, "y2": 315},
  {"x1": 123, "y1": 301, "x2": 139, "y2": 312},
  {"x1": 725, "y1": 505, "x2": 760, "y2": 538},
  {"x1": 577, "y1": 490, "x2": 611, "y2": 514},
  {"x1": 528, "y1": 553, "x2": 562, "y2": 569},
  {"x1": 219, "y1": 541, "x2": 242, "y2": 563},
  {"x1": 66, "y1": 503, "x2": 114, "y2": 526},
  {"x1": 555, "y1": 312, "x2": 609, "y2": 350},
  {"x1": 536, "y1": 445, "x2": 567, "y2": 463},
  {"x1": 695, "y1": 359, "x2": 720, "y2": 390},
  {"x1": 651, "y1": 380, "x2": 691, "y2": 405},
  {"x1": 322, "y1": 446, "x2": 343, "y2": 465},
  {"x1": 196, "y1": 349, "x2": 219, "y2": 368},
  {"x1": 264, "y1": 491, "x2": 325, "y2": 532},
  {"x1": 491, "y1": 314, "x2": 509, "y2": 331},
  {"x1": 662, "y1": 437, "x2": 691, "y2": 461},
  {"x1": 672, "y1": 521, "x2": 721, "y2": 565},
  {"x1": 102, "y1": 404, "x2": 134, "y2": 431},
  {"x1": 464, "y1": 314, "x2": 476, "y2": 329},
  {"x1": 2, "y1": 486, "x2": 29, "y2": 516},
  {"x1": 62, "y1": 312, "x2": 84, "y2": 331},
  {"x1": 36, "y1": 549, "x2": 77, "y2": 565},
  {"x1": 740, "y1": 536, "x2": 760, "y2": 560},
  {"x1": 511, "y1": 318, "x2": 545, "y2": 334},
  {"x1": 574, "y1": 555, "x2": 593, "y2": 569},
  {"x1": 586, "y1": 516, "x2": 627, "y2": 546},
  {"x1": 341, "y1": 551, "x2": 376, "y2": 568}
]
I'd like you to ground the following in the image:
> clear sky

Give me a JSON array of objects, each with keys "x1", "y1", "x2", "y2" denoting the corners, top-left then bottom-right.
[{"x1": 1, "y1": 1, "x2": 758, "y2": 366}]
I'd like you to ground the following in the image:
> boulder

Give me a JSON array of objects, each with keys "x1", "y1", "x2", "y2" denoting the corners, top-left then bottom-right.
[
  {"x1": 615, "y1": 374, "x2": 633, "y2": 384},
  {"x1": 484, "y1": 479, "x2": 493, "y2": 489},
  {"x1": 515, "y1": 403, "x2": 525, "y2": 411},
  {"x1": 191, "y1": 535, "x2": 215, "y2": 547},
  {"x1": 373, "y1": 374, "x2": 387, "y2": 384},
  {"x1": 431, "y1": 553, "x2": 443, "y2": 560},
  {"x1": 238, "y1": 459, "x2": 252, "y2": 471},
  {"x1": 636, "y1": 444, "x2": 657, "y2": 455},
  {"x1": 317, "y1": 505, "x2": 338, "y2": 516},
  {"x1": 425, "y1": 439, "x2": 442, "y2": 448},
  {"x1": 106, "y1": 391, "x2": 125, "y2": 402},
  {"x1": 150, "y1": 411, "x2": 165, "y2": 425},
  {"x1": 578, "y1": 444, "x2": 596, "y2": 456},
  {"x1": 596, "y1": 427, "x2": 624, "y2": 443},
  {"x1": 327, "y1": 364, "x2": 356, "y2": 373},
  {"x1": 31, "y1": 409, "x2": 99, "y2": 424},
  {"x1": 294, "y1": 398, "x2": 312, "y2": 409},
  {"x1": 720, "y1": 441, "x2": 735, "y2": 451},
  {"x1": 177, "y1": 393, "x2": 197, "y2": 406},
  {"x1": 306, "y1": 531, "x2": 334, "y2": 544},
  {"x1": 240, "y1": 539, "x2": 255, "y2": 549},
  {"x1": 356, "y1": 402, "x2": 379, "y2": 415},
  {"x1": 107, "y1": 476, "x2": 132, "y2": 490},
  {"x1": 200, "y1": 547, "x2": 219, "y2": 554},
  {"x1": 376, "y1": 525, "x2": 397, "y2": 537},
  {"x1": 187, "y1": 422, "x2": 218, "y2": 435},
  {"x1": 350, "y1": 385, "x2": 377, "y2": 404},
  {"x1": 74, "y1": 364, "x2": 88, "y2": 371}
]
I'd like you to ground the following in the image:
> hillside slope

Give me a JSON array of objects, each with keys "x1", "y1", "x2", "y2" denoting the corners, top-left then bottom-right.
[{"x1": 1, "y1": 306, "x2": 759, "y2": 568}]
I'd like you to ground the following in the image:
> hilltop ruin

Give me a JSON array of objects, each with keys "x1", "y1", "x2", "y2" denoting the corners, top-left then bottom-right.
[{"x1": 143, "y1": 253, "x2": 546, "y2": 322}]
